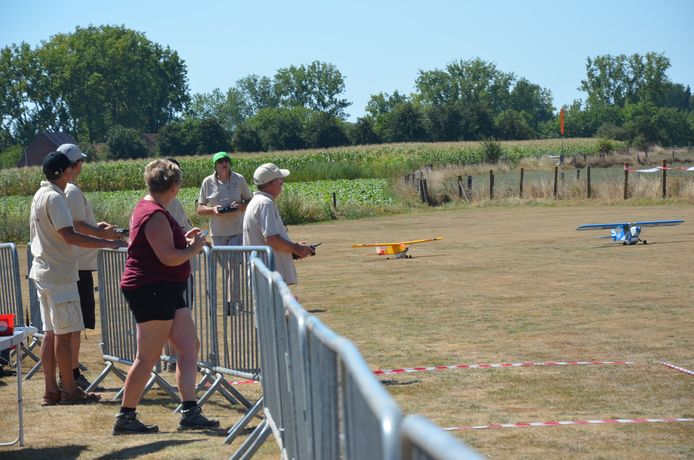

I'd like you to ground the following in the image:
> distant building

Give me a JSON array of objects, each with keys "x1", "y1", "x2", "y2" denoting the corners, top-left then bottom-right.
[{"x1": 17, "y1": 132, "x2": 77, "y2": 167}]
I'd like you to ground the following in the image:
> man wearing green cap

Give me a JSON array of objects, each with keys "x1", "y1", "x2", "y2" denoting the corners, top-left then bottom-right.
[
  {"x1": 197, "y1": 152, "x2": 252, "y2": 315},
  {"x1": 196, "y1": 152, "x2": 252, "y2": 246}
]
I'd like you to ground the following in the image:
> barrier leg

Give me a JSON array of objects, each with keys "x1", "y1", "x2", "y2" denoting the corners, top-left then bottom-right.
[
  {"x1": 229, "y1": 419, "x2": 272, "y2": 460},
  {"x1": 225, "y1": 396, "x2": 264, "y2": 444}
]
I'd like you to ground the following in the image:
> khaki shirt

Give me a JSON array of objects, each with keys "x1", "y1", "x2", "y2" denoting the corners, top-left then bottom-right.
[
  {"x1": 29, "y1": 181, "x2": 78, "y2": 286},
  {"x1": 242, "y1": 191, "x2": 297, "y2": 285},
  {"x1": 198, "y1": 172, "x2": 252, "y2": 238}
]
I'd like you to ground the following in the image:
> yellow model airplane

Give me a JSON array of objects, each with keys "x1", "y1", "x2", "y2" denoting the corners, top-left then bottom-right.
[{"x1": 352, "y1": 237, "x2": 443, "y2": 259}]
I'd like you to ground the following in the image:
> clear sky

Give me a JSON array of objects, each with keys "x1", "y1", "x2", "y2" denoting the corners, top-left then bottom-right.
[{"x1": 2, "y1": 0, "x2": 693, "y2": 121}]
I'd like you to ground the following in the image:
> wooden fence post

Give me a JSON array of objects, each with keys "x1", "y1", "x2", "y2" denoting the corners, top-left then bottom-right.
[
  {"x1": 576, "y1": 168, "x2": 581, "y2": 180},
  {"x1": 332, "y1": 192, "x2": 337, "y2": 209},
  {"x1": 553, "y1": 166, "x2": 558, "y2": 198},
  {"x1": 623, "y1": 163, "x2": 629, "y2": 200},
  {"x1": 418, "y1": 179, "x2": 427, "y2": 203},
  {"x1": 489, "y1": 170, "x2": 494, "y2": 200},
  {"x1": 662, "y1": 160, "x2": 667, "y2": 198},
  {"x1": 519, "y1": 168, "x2": 524, "y2": 198},
  {"x1": 587, "y1": 166, "x2": 592, "y2": 198},
  {"x1": 467, "y1": 176, "x2": 472, "y2": 199},
  {"x1": 457, "y1": 175, "x2": 463, "y2": 198}
]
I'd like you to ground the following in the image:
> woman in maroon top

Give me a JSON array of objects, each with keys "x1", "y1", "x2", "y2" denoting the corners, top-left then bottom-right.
[{"x1": 113, "y1": 159, "x2": 218, "y2": 435}]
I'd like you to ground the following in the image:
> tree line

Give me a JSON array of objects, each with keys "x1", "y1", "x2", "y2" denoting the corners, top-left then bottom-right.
[{"x1": 1, "y1": 25, "x2": 692, "y2": 166}]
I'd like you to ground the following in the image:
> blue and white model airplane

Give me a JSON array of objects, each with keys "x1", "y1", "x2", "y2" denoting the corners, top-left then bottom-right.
[{"x1": 576, "y1": 220, "x2": 684, "y2": 245}]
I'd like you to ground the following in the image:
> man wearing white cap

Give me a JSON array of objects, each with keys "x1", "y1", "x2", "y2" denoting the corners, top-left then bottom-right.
[
  {"x1": 58, "y1": 143, "x2": 123, "y2": 391},
  {"x1": 243, "y1": 163, "x2": 314, "y2": 285}
]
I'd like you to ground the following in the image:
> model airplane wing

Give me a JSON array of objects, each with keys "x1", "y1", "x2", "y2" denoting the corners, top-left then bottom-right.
[
  {"x1": 630, "y1": 220, "x2": 684, "y2": 227},
  {"x1": 352, "y1": 237, "x2": 442, "y2": 248},
  {"x1": 577, "y1": 220, "x2": 683, "y2": 231}
]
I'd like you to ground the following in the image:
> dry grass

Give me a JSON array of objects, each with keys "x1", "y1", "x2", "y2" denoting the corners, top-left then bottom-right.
[{"x1": 2, "y1": 203, "x2": 693, "y2": 459}]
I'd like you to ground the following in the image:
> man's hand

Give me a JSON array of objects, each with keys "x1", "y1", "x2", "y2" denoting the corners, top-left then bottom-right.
[{"x1": 292, "y1": 242, "x2": 316, "y2": 259}]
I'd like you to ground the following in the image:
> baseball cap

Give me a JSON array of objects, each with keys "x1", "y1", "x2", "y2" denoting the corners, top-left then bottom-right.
[
  {"x1": 212, "y1": 151, "x2": 231, "y2": 165},
  {"x1": 57, "y1": 143, "x2": 87, "y2": 163},
  {"x1": 42, "y1": 151, "x2": 72, "y2": 179},
  {"x1": 253, "y1": 163, "x2": 290, "y2": 185}
]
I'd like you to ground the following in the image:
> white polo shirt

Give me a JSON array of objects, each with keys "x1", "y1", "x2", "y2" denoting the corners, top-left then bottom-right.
[
  {"x1": 29, "y1": 181, "x2": 79, "y2": 286},
  {"x1": 65, "y1": 182, "x2": 98, "y2": 271},
  {"x1": 242, "y1": 191, "x2": 297, "y2": 285},
  {"x1": 198, "y1": 172, "x2": 252, "y2": 238}
]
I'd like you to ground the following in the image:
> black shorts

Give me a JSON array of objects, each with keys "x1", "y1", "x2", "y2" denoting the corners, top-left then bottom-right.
[
  {"x1": 121, "y1": 282, "x2": 188, "y2": 324},
  {"x1": 77, "y1": 270, "x2": 96, "y2": 329}
]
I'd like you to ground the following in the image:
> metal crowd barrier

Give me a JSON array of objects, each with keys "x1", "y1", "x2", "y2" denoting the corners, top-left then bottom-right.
[
  {"x1": 232, "y1": 256, "x2": 482, "y2": 460},
  {"x1": 172, "y1": 246, "x2": 273, "y2": 413},
  {"x1": 23, "y1": 245, "x2": 44, "y2": 379},
  {"x1": 0, "y1": 243, "x2": 25, "y2": 326},
  {"x1": 401, "y1": 415, "x2": 484, "y2": 460},
  {"x1": 91, "y1": 248, "x2": 177, "y2": 399},
  {"x1": 0, "y1": 243, "x2": 25, "y2": 369}
]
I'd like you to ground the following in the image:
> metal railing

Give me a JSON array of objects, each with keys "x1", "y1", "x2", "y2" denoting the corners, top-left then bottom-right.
[{"x1": 231, "y1": 255, "x2": 483, "y2": 460}]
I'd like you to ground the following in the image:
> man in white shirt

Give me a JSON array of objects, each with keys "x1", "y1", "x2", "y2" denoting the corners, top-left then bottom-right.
[
  {"x1": 30, "y1": 151, "x2": 125, "y2": 405},
  {"x1": 59, "y1": 143, "x2": 123, "y2": 391},
  {"x1": 242, "y1": 163, "x2": 314, "y2": 285}
]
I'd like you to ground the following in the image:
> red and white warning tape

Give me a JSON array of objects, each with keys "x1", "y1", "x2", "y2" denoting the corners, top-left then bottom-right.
[
  {"x1": 373, "y1": 360, "x2": 634, "y2": 376},
  {"x1": 659, "y1": 361, "x2": 694, "y2": 376},
  {"x1": 445, "y1": 417, "x2": 694, "y2": 431},
  {"x1": 229, "y1": 379, "x2": 258, "y2": 385},
  {"x1": 626, "y1": 165, "x2": 694, "y2": 173}
]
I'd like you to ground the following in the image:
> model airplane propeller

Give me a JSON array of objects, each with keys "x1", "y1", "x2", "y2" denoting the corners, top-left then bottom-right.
[
  {"x1": 576, "y1": 219, "x2": 684, "y2": 245},
  {"x1": 352, "y1": 237, "x2": 443, "y2": 258}
]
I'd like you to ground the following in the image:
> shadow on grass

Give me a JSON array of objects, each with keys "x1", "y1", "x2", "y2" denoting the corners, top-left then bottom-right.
[
  {"x1": 2, "y1": 445, "x2": 88, "y2": 459},
  {"x1": 94, "y1": 439, "x2": 204, "y2": 459},
  {"x1": 380, "y1": 379, "x2": 420, "y2": 386}
]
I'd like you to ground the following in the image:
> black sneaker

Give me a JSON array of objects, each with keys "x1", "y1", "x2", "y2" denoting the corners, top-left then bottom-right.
[
  {"x1": 113, "y1": 411, "x2": 159, "y2": 435},
  {"x1": 178, "y1": 405, "x2": 220, "y2": 430},
  {"x1": 76, "y1": 374, "x2": 105, "y2": 392}
]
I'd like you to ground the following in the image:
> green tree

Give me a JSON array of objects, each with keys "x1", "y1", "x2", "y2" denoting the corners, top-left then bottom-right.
[
  {"x1": 106, "y1": 125, "x2": 149, "y2": 160},
  {"x1": 651, "y1": 107, "x2": 691, "y2": 146},
  {"x1": 274, "y1": 61, "x2": 351, "y2": 118},
  {"x1": 1, "y1": 25, "x2": 189, "y2": 144},
  {"x1": 302, "y1": 111, "x2": 350, "y2": 148},
  {"x1": 195, "y1": 118, "x2": 231, "y2": 153},
  {"x1": 382, "y1": 101, "x2": 427, "y2": 142},
  {"x1": 232, "y1": 123, "x2": 263, "y2": 152},
  {"x1": 0, "y1": 42, "x2": 67, "y2": 145},
  {"x1": 158, "y1": 121, "x2": 192, "y2": 156},
  {"x1": 424, "y1": 103, "x2": 464, "y2": 141},
  {"x1": 494, "y1": 109, "x2": 534, "y2": 140},
  {"x1": 364, "y1": 91, "x2": 408, "y2": 140},
  {"x1": 187, "y1": 88, "x2": 251, "y2": 137},
  {"x1": 623, "y1": 101, "x2": 659, "y2": 146},
  {"x1": 509, "y1": 78, "x2": 554, "y2": 126},
  {"x1": 416, "y1": 58, "x2": 515, "y2": 116},
  {"x1": 346, "y1": 117, "x2": 380, "y2": 145},
  {"x1": 235, "y1": 75, "x2": 280, "y2": 113},
  {"x1": 580, "y1": 52, "x2": 671, "y2": 109},
  {"x1": 249, "y1": 107, "x2": 308, "y2": 151}
]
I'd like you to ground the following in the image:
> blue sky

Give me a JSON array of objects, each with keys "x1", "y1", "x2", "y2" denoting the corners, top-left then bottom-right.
[{"x1": 3, "y1": 0, "x2": 693, "y2": 121}]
